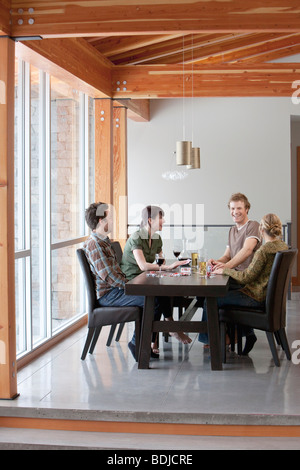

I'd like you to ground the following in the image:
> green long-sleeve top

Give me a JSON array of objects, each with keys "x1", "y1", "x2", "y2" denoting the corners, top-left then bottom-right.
[{"x1": 223, "y1": 239, "x2": 288, "y2": 302}]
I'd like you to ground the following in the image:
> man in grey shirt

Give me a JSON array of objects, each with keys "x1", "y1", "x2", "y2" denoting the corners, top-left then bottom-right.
[
  {"x1": 199, "y1": 193, "x2": 261, "y2": 351},
  {"x1": 209, "y1": 193, "x2": 261, "y2": 272}
]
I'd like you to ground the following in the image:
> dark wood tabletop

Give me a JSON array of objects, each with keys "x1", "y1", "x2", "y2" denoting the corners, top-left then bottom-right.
[{"x1": 125, "y1": 270, "x2": 229, "y2": 370}]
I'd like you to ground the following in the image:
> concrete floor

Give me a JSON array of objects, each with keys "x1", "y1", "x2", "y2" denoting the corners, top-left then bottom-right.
[{"x1": 1, "y1": 296, "x2": 300, "y2": 450}]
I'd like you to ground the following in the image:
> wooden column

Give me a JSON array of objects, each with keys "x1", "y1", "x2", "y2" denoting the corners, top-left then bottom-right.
[
  {"x1": 0, "y1": 37, "x2": 18, "y2": 399},
  {"x1": 113, "y1": 105, "x2": 128, "y2": 248},
  {"x1": 94, "y1": 99, "x2": 113, "y2": 205}
]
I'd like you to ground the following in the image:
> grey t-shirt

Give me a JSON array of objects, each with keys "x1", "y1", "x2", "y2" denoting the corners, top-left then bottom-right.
[{"x1": 228, "y1": 220, "x2": 261, "y2": 271}]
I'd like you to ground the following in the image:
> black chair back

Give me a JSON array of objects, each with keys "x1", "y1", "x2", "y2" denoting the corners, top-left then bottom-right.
[
  {"x1": 265, "y1": 249, "x2": 297, "y2": 331},
  {"x1": 110, "y1": 241, "x2": 123, "y2": 264},
  {"x1": 77, "y1": 248, "x2": 97, "y2": 314}
]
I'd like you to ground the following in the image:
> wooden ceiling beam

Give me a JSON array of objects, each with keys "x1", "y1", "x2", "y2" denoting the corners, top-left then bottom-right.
[
  {"x1": 192, "y1": 33, "x2": 300, "y2": 65},
  {"x1": 0, "y1": 0, "x2": 11, "y2": 35},
  {"x1": 110, "y1": 34, "x2": 240, "y2": 65},
  {"x1": 233, "y1": 42, "x2": 300, "y2": 64},
  {"x1": 9, "y1": 1, "x2": 300, "y2": 38},
  {"x1": 112, "y1": 63, "x2": 300, "y2": 98},
  {"x1": 16, "y1": 37, "x2": 113, "y2": 98},
  {"x1": 115, "y1": 99, "x2": 150, "y2": 122},
  {"x1": 15, "y1": 39, "x2": 150, "y2": 122},
  {"x1": 145, "y1": 33, "x2": 285, "y2": 65},
  {"x1": 89, "y1": 34, "x2": 183, "y2": 57}
]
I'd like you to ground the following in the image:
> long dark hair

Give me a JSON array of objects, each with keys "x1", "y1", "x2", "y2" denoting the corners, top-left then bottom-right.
[{"x1": 140, "y1": 205, "x2": 164, "y2": 228}]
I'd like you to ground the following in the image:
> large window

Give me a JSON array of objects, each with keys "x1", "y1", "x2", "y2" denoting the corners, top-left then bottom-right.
[{"x1": 14, "y1": 57, "x2": 95, "y2": 358}]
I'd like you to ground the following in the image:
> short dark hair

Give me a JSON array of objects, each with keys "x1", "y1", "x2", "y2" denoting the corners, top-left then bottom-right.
[
  {"x1": 85, "y1": 202, "x2": 109, "y2": 230},
  {"x1": 227, "y1": 193, "x2": 251, "y2": 212}
]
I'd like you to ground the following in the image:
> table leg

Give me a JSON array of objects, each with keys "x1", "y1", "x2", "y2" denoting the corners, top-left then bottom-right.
[
  {"x1": 138, "y1": 296, "x2": 155, "y2": 369},
  {"x1": 206, "y1": 297, "x2": 222, "y2": 371}
]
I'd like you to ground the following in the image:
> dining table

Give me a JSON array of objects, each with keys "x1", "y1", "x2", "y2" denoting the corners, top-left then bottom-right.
[{"x1": 125, "y1": 268, "x2": 229, "y2": 371}]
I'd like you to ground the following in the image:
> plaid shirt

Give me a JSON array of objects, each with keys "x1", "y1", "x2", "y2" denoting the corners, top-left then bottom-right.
[{"x1": 83, "y1": 232, "x2": 126, "y2": 299}]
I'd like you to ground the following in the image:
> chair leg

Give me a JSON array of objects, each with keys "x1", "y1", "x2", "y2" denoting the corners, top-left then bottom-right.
[
  {"x1": 274, "y1": 331, "x2": 281, "y2": 346},
  {"x1": 106, "y1": 324, "x2": 117, "y2": 346},
  {"x1": 89, "y1": 326, "x2": 102, "y2": 354},
  {"x1": 277, "y1": 328, "x2": 291, "y2": 360},
  {"x1": 115, "y1": 323, "x2": 125, "y2": 342},
  {"x1": 266, "y1": 331, "x2": 280, "y2": 366},
  {"x1": 81, "y1": 328, "x2": 95, "y2": 360}
]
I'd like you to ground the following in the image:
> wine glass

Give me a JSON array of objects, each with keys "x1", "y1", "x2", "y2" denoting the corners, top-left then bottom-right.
[
  {"x1": 173, "y1": 242, "x2": 182, "y2": 260},
  {"x1": 155, "y1": 252, "x2": 165, "y2": 277}
]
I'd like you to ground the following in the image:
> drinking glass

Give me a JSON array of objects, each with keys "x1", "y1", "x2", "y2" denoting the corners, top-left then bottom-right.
[
  {"x1": 155, "y1": 252, "x2": 165, "y2": 277},
  {"x1": 173, "y1": 242, "x2": 182, "y2": 260},
  {"x1": 199, "y1": 249, "x2": 208, "y2": 277}
]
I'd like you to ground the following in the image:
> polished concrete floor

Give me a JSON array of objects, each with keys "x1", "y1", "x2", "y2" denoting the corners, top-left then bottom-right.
[{"x1": 1, "y1": 296, "x2": 300, "y2": 449}]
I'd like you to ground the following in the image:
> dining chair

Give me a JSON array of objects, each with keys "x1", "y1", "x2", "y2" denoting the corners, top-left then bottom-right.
[
  {"x1": 219, "y1": 249, "x2": 297, "y2": 366},
  {"x1": 77, "y1": 248, "x2": 141, "y2": 360}
]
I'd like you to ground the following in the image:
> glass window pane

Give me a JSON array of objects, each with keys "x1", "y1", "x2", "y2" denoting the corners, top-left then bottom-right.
[
  {"x1": 15, "y1": 257, "x2": 27, "y2": 356},
  {"x1": 88, "y1": 96, "x2": 95, "y2": 206},
  {"x1": 51, "y1": 244, "x2": 85, "y2": 333},
  {"x1": 14, "y1": 58, "x2": 24, "y2": 251},
  {"x1": 50, "y1": 78, "x2": 81, "y2": 242},
  {"x1": 31, "y1": 65, "x2": 47, "y2": 346}
]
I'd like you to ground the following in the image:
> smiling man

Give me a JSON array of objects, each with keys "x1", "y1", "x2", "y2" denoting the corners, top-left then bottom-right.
[
  {"x1": 209, "y1": 193, "x2": 261, "y2": 272},
  {"x1": 199, "y1": 193, "x2": 261, "y2": 348}
]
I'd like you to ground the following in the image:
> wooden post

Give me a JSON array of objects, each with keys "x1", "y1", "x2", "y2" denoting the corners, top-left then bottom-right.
[
  {"x1": 0, "y1": 37, "x2": 18, "y2": 399},
  {"x1": 113, "y1": 105, "x2": 128, "y2": 248},
  {"x1": 94, "y1": 99, "x2": 113, "y2": 205}
]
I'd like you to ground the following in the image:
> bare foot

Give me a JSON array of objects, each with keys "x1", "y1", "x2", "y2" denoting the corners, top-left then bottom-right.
[
  {"x1": 164, "y1": 317, "x2": 192, "y2": 344},
  {"x1": 169, "y1": 331, "x2": 192, "y2": 344}
]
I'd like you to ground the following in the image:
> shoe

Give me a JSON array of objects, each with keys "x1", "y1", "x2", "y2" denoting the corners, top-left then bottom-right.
[
  {"x1": 128, "y1": 341, "x2": 136, "y2": 359},
  {"x1": 150, "y1": 349, "x2": 159, "y2": 359},
  {"x1": 242, "y1": 334, "x2": 257, "y2": 356}
]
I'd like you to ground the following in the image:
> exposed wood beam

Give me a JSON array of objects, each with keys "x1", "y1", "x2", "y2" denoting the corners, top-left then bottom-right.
[
  {"x1": 17, "y1": 38, "x2": 112, "y2": 98},
  {"x1": 16, "y1": 40, "x2": 150, "y2": 121},
  {"x1": 9, "y1": 1, "x2": 300, "y2": 38},
  {"x1": 192, "y1": 33, "x2": 300, "y2": 65},
  {"x1": 234, "y1": 43, "x2": 300, "y2": 64},
  {"x1": 0, "y1": 0, "x2": 10, "y2": 35},
  {"x1": 112, "y1": 63, "x2": 300, "y2": 98},
  {"x1": 110, "y1": 34, "x2": 239, "y2": 65},
  {"x1": 115, "y1": 99, "x2": 150, "y2": 122},
  {"x1": 88, "y1": 34, "x2": 183, "y2": 57}
]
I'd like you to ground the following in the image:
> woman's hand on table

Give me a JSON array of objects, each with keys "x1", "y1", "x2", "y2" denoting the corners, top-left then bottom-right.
[{"x1": 165, "y1": 259, "x2": 191, "y2": 271}]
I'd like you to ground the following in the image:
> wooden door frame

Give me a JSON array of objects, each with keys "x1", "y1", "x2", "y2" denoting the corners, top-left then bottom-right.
[{"x1": 293, "y1": 147, "x2": 300, "y2": 286}]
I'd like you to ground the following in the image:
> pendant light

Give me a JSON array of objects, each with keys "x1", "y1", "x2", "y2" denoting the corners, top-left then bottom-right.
[
  {"x1": 176, "y1": 35, "x2": 192, "y2": 166},
  {"x1": 187, "y1": 34, "x2": 200, "y2": 170}
]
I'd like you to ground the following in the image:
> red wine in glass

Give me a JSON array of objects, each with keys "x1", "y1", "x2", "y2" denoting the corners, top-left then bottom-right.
[{"x1": 155, "y1": 253, "x2": 165, "y2": 276}]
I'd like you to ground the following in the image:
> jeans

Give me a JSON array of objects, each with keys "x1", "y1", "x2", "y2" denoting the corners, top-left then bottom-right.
[
  {"x1": 98, "y1": 288, "x2": 172, "y2": 345},
  {"x1": 98, "y1": 288, "x2": 145, "y2": 345},
  {"x1": 198, "y1": 289, "x2": 265, "y2": 344}
]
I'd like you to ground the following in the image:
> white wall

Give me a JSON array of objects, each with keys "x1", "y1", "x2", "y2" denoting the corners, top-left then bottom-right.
[{"x1": 127, "y1": 97, "x2": 300, "y2": 230}]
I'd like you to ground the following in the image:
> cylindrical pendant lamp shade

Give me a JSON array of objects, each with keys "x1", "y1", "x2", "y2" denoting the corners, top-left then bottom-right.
[
  {"x1": 187, "y1": 147, "x2": 200, "y2": 169},
  {"x1": 176, "y1": 141, "x2": 192, "y2": 165}
]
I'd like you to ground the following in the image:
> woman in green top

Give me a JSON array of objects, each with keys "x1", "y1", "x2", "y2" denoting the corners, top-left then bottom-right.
[
  {"x1": 199, "y1": 213, "x2": 288, "y2": 355},
  {"x1": 121, "y1": 205, "x2": 191, "y2": 352}
]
